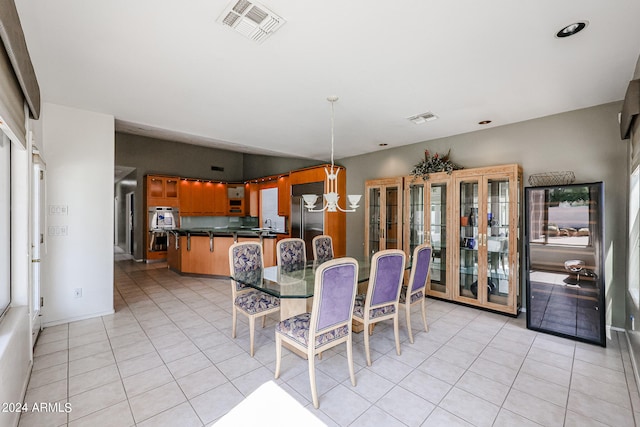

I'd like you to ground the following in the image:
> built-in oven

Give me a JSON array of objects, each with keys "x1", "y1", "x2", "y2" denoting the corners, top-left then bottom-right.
[
  {"x1": 148, "y1": 207, "x2": 179, "y2": 252},
  {"x1": 228, "y1": 199, "x2": 244, "y2": 215}
]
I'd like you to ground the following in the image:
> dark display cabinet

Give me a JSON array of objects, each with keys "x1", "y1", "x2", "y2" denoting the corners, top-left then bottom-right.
[{"x1": 525, "y1": 182, "x2": 605, "y2": 346}]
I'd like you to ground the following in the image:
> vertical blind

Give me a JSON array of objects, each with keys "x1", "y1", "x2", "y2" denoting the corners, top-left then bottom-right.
[
  {"x1": 0, "y1": 40, "x2": 24, "y2": 145},
  {"x1": 0, "y1": 0, "x2": 41, "y2": 146}
]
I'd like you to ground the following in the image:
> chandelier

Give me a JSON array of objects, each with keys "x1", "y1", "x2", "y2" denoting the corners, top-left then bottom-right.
[{"x1": 302, "y1": 96, "x2": 362, "y2": 212}]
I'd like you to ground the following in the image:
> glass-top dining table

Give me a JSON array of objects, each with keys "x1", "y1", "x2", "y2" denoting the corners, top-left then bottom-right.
[{"x1": 230, "y1": 257, "x2": 411, "y2": 320}]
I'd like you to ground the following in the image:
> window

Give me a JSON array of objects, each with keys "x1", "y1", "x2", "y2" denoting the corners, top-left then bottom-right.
[{"x1": 0, "y1": 133, "x2": 10, "y2": 318}]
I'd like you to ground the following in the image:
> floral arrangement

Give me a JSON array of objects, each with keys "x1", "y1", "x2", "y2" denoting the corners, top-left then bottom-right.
[{"x1": 410, "y1": 149, "x2": 463, "y2": 180}]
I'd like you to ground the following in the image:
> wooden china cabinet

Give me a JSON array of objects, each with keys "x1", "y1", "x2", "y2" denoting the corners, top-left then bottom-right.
[
  {"x1": 364, "y1": 177, "x2": 403, "y2": 257},
  {"x1": 367, "y1": 164, "x2": 523, "y2": 316},
  {"x1": 453, "y1": 164, "x2": 522, "y2": 315}
]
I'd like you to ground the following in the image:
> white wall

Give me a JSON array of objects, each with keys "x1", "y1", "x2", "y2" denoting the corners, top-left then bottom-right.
[{"x1": 41, "y1": 103, "x2": 115, "y2": 325}]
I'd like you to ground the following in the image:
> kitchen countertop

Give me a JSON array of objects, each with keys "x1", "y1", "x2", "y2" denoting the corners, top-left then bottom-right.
[{"x1": 169, "y1": 227, "x2": 284, "y2": 238}]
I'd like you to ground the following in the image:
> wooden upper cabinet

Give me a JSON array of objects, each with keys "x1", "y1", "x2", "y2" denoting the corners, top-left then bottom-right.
[
  {"x1": 246, "y1": 183, "x2": 259, "y2": 217},
  {"x1": 180, "y1": 181, "x2": 227, "y2": 216},
  {"x1": 202, "y1": 182, "x2": 216, "y2": 214},
  {"x1": 277, "y1": 175, "x2": 290, "y2": 217},
  {"x1": 179, "y1": 179, "x2": 192, "y2": 214},
  {"x1": 146, "y1": 175, "x2": 180, "y2": 207},
  {"x1": 213, "y1": 183, "x2": 227, "y2": 215}
]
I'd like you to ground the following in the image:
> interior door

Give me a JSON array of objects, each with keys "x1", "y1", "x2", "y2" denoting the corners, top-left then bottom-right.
[{"x1": 31, "y1": 149, "x2": 45, "y2": 346}]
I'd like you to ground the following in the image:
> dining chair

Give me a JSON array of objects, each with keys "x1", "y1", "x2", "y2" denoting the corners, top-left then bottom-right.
[
  {"x1": 352, "y1": 249, "x2": 406, "y2": 366},
  {"x1": 312, "y1": 235, "x2": 334, "y2": 263},
  {"x1": 229, "y1": 242, "x2": 280, "y2": 357},
  {"x1": 399, "y1": 244, "x2": 432, "y2": 343},
  {"x1": 274, "y1": 257, "x2": 359, "y2": 408},
  {"x1": 276, "y1": 238, "x2": 306, "y2": 272}
]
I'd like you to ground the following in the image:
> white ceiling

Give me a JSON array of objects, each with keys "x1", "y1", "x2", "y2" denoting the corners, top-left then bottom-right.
[{"x1": 14, "y1": 0, "x2": 640, "y2": 161}]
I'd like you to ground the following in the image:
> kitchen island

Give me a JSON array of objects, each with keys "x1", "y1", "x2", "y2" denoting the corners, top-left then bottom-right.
[{"x1": 166, "y1": 228, "x2": 280, "y2": 276}]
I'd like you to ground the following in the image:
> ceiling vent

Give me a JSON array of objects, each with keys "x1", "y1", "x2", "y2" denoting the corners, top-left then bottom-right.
[
  {"x1": 408, "y1": 112, "x2": 438, "y2": 124},
  {"x1": 217, "y1": 0, "x2": 285, "y2": 43}
]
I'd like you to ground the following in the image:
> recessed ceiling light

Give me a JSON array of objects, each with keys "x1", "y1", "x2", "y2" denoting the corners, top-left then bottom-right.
[
  {"x1": 379, "y1": 143, "x2": 388, "y2": 147},
  {"x1": 556, "y1": 21, "x2": 588, "y2": 38},
  {"x1": 478, "y1": 120, "x2": 492, "y2": 125}
]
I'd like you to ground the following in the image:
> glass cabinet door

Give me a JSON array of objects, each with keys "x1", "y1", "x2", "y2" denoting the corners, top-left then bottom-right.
[
  {"x1": 367, "y1": 187, "x2": 381, "y2": 255},
  {"x1": 365, "y1": 178, "x2": 403, "y2": 257},
  {"x1": 428, "y1": 182, "x2": 449, "y2": 296},
  {"x1": 385, "y1": 186, "x2": 400, "y2": 250},
  {"x1": 406, "y1": 183, "x2": 425, "y2": 256},
  {"x1": 486, "y1": 178, "x2": 511, "y2": 307},
  {"x1": 458, "y1": 179, "x2": 480, "y2": 301}
]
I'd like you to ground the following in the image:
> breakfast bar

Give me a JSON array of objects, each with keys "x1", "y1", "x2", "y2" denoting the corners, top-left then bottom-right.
[{"x1": 166, "y1": 228, "x2": 279, "y2": 276}]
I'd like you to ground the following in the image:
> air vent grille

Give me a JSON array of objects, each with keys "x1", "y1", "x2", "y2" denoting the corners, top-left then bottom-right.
[
  {"x1": 246, "y1": 6, "x2": 267, "y2": 24},
  {"x1": 408, "y1": 111, "x2": 438, "y2": 124},
  {"x1": 217, "y1": 0, "x2": 285, "y2": 44},
  {"x1": 233, "y1": 0, "x2": 251, "y2": 14}
]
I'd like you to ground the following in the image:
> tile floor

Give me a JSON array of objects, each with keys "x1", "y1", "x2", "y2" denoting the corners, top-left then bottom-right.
[{"x1": 19, "y1": 259, "x2": 640, "y2": 426}]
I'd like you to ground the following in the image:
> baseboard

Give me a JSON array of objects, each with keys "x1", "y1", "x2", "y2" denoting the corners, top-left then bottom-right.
[
  {"x1": 624, "y1": 330, "x2": 640, "y2": 395},
  {"x1": 42, "y1": 309, "x2": 115, "y2": 328}
]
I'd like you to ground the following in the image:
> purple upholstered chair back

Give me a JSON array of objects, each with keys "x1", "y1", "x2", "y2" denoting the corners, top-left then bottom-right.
[
  {"x1": 229, "y1": 242, "x2": 263, "y2": 292},
  {"x1": 277, "y1": 238, "x2": 306, "y2": 271},
  {"x1": 410, "y1": 245, "x2": 432, "y2": 293},
  {"x1": 313, "y1": 258, "x2": 358, "y2": 333},
  {"x1": 313, "y1": 235, "x2": 334, "y2": 263},
  {"x1": 369, "y1": 250, "x2": 406, "y2": 306}
]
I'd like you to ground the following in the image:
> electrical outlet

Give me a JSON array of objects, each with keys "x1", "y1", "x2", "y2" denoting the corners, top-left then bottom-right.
[{"x1": 73, "y1": 288, "x2": 82, "y2": 298}]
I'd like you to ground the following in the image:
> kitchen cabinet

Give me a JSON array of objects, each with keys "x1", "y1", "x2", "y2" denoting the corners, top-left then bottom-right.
[
  {"x1": 227, "y1": 184, "x2": 245, "y2": 216},
  {"x1": 146, "y1": 175, "x2": 179, "y2": 207},
  {"x1": 179, "y1": 180, "x2": 226, "y2": 216},
  {"x1": 404, "y1": 173, "x2": 453, "y2": 299},
  {"x1": 364, "y1": 177, "x2": 403, "y2": 257},
  {"x1": 453, "y1": 164, "x2": 522, "y2": 315},
  {"x1": 213, "y1": 183, "x2": 227, "y2": 215},
  {"x1": 167, "y1": 234, "x2": 277, "y2": 275},
  {"x1": 277, "y1": 175, "x2": 290, "y2": 217},
  {"x1": 246, "y1": 183, "x2": 260, "y2": 217}
]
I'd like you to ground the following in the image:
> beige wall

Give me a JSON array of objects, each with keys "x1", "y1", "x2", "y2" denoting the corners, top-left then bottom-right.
[{"x1": 341, "y1": 102, "x2": 627, "y2": 327}]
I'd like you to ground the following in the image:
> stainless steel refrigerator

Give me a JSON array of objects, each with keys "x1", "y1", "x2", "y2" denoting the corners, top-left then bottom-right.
[{"x1": 291, "y1": 182, "x2": 324, "y2": 258}]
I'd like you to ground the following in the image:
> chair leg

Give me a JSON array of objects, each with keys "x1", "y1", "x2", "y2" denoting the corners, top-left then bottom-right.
[
  {"x1": 421, "y1": 299, "x2": 428, "y2": 332},
  {"x1": 364, "y1": 321, "x2": 372, "y2": 366},
  {"x1": 308, "y1": 350, "x2": 319, "y2": 408},
  {"x1": 249, "y1": 316, "x2": 256, "y2": 357},
  {"x1": 274, "y1": 333, "x2": 282, "y2": 379},
  {"x1": 262, "y1": 315, "x2": 266, "y2": 328},
  {"x1": 393, "y1": 315, "x2": 401, "y2": 356},
  {"x1": 346, "y1": 335, "x2": 356, "y2": 387},
  {"x1": 232, "y1": 307, "x2": 237, "y2": 339},
  {"x1": 405, "y1": 303, "x2": 414, "y2": 344}
]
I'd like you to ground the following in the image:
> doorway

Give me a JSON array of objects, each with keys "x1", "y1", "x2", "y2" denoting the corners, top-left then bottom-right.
[
  {"x1": 31, "y1": 147, "x2": 46, "y2": 347},
  {"x1": 126, "y1": 192, "x2": 134, "y2": 255}
]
